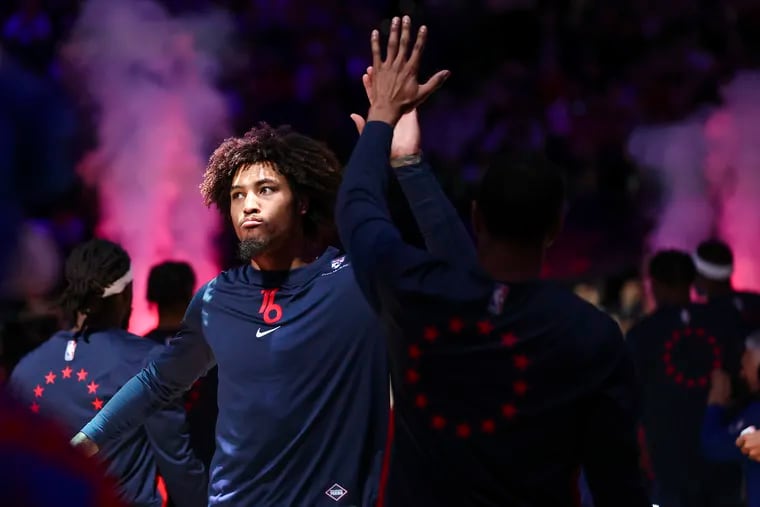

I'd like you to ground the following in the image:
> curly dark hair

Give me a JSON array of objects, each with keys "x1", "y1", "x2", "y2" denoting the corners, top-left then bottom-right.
[
  {"x1": 59, "y1": 239, "x2": 131, "y2": 337},
  {"x1": 200, "y1": 123, "x2": 342, "y2": 238}
]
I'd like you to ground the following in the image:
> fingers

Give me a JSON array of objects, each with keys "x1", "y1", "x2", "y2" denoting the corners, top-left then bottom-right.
[
  {"x1": 350, "y1": 113, "x2": 366, "y2": 134},
  {"x1": 386, "y1": 17, "x2": 400, "y2": 64},
  {"x1": 371, "y1": 30, "x2": 381, "y2": 69},
  {"x1": 417, "y1": 69, "x2": 451, "y2": 102},
  {"x1": 407, "y1": 24, "x2": 427, "y2": 72},
  {"x1": 395, "y1": 16, "x2": 411, "y2": 67},
  {"x1": 362, "y1": 73, "x2": 372, "y2": 99}
]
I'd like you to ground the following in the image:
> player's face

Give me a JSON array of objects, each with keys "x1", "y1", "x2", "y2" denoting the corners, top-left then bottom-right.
[{"x1": 230, "y1": 162, "x2": 300, "y2": 257}]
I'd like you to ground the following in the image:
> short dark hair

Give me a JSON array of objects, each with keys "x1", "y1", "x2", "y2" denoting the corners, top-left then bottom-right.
[
  {"x1": 59, "y1": 239, "x2": 130, "y2": 330},
  {"x1": 696, "y1": 239, "x2": 733, "y2": 266},
  {"x1": 648, "y1": 249, "x2": 696, "y2": 287},
  {"x1": 147, "y1": 261, "x2": 195, "y2": 309},
  {"x1": 475, "y1": 151, "x2": 566, "y2": 243},
  {"x1": 199, "y1": 123, "x2": 342, "y2": 238}
]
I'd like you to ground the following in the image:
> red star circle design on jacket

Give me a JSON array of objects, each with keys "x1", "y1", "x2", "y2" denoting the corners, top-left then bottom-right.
[
  {"x1": 662, "y1": 327, "x2": 721, "y2": 389},
  {"x1": 404, "y1": 317, "x2": 530, "y2": 438}
]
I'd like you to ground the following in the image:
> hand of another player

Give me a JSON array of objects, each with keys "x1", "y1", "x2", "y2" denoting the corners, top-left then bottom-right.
[
  {"x1": 350, "y1": 67, "x2": 422, "y2": 159},
  {"x1": 707, "y1": 369, "x2": 731, "y2": 406},
  {"x1": 737, "y1": 427, "x2": 760, "y2": 461},
  {"x1": 366, "y1": 15, "x2": 450, "y2": 127},
  {"x1": 70, "y1": 431, "x2": 100, "y2": 457}
]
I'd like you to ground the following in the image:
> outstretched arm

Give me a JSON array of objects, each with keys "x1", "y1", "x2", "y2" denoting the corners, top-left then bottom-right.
[
  {"x1": 350, "y1": 75, "x2": 476, "y2": 265},
  {"x1": 72, "y1": 284, "x2": 216, "y2": 455},
  {"x1": 336, "y1": 17, "x2": 488, "y2": 313},
  {"x1": 395, "y1": 158, "x2": 476, "y2": 265}
]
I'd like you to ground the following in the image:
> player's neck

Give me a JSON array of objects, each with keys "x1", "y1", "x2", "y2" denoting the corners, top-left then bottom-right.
[
  {"x1": 71, "y1": 312, "x2": 121, "y2": 333},
  {"x1": 156, "y1": 309, "x2": 184, "y2": 330},
  {"x1": 478, "y1": 242, "x2": 543, "y2": 283},
  {"x1": 250, "y1": 238, "x2": 315, "y2": 271}
]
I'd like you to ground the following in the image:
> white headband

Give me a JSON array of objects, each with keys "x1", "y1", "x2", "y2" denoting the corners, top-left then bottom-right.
[
  {"x1": 102, "y1": 267, "x2": 133, "y2": 298},
  {"x1": 692, "y1": 254, "x2": 733, "y2": 281}
]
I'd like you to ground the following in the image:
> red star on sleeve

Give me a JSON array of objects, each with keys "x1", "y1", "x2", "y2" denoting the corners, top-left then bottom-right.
[
  {"x1": 86, "y1": 381, "x2": 99, "y2": 395},
  {"x1": 44, "y1": 371, "x2": 57, "y2": 384},
  {"x1": 91, "y1": 397, "x2": 103, "y2": 411},
  {"x1": 61, "y1": 366, "x2": 73, "y2": 379},
  {"x1": 33, "y1": 385, "x2": 44, "y2": 398},
  {"x1": 76, "y1": 368, "x2": 88, "y2": 382},
  {"x1": 30, "y1": 401, "x2": 40, "y2": 413}
]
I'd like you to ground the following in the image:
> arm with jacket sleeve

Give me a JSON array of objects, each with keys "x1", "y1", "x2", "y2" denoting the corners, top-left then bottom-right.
[
  {"x1": 336, "y1": 121, "x2": 490, "y2": 313},
  {"x1": 581, "y1": 321, "x2": 651, "y2": 507},
  {"x1": 79, "y1": 283, "x2": 216, "y2": 449},
  {"x1": 394, "y1": 160, "x2": 477, "y2": 265},
  {"x1": 702, "y1": 404, "x2": 744, "y2": 462}
]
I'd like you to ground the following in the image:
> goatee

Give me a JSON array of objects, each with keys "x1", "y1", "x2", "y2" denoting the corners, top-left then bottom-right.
[{"x1": 239, "y1": 238, "x2": 269, "y2": 261}]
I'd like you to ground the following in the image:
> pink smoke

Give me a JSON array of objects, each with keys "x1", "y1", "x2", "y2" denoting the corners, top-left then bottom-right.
[
  {"x1": 67, "y1": 0, "x2": 230, "y2": 333},
  {"x1": 627, "y1": 114, "x2": 714, "y2": 253},
  {"x1": 704, "y1": 73, "x2": 760, "y2": 291},
  {"x1": 628, "y1": 71, "x2": 760, "y2": 292}
]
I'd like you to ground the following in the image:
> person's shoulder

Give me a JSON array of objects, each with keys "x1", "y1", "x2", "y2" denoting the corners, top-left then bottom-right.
[
  {"x1": 520, "y1": 282, "x2": 623, "y2": 352},
  {"x1": 110, "y1": 329, "x2": 161, "y2": 352},
  {"x1": 527, "y1": 283, "x2": 627, "y2": 385},
  {"x1": 215, "y1": 266, "x2": 247, "y2": 286},
  {"x1": 12, "y1": 330, "x2": 73, "y2": 368},
  {"x1": 319, "y1": 251, "x2": 351, "y2": 278},
  {"x1": 535, "y1": 282, "x2": 618, "y2": 329},
  {"x1": 626, "y1": 307, "x2": 672, "y2": 338}
]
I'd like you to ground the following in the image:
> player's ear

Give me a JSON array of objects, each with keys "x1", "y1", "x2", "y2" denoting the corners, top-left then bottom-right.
[{"x1": 297, "y1": 196, "x2": 309, "y2": 215}]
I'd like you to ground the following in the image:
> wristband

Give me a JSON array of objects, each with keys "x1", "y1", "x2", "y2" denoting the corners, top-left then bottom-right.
[{"x1": 390, "y1": 152, "x2": 423, "y2": 168}]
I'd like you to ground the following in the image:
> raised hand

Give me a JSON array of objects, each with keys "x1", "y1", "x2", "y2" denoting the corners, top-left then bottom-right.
[
  {"x1": 366, "y1": 16, "x2": 450, "y2": 127},
  {"x1": 351, "y1": 67, "x2": 422, "y2": 159}
]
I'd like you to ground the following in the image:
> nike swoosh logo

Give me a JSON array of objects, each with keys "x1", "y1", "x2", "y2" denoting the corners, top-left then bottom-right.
[{"x1": 256, "y1": 326, "x2": 281, "y2": 338}]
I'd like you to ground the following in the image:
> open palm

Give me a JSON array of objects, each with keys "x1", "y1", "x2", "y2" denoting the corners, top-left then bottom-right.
[{"x1": 350, "y1": 67, "x2": 421, "y2": 159}]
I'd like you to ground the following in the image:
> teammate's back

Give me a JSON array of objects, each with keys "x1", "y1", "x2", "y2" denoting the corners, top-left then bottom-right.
[
  {"x1": 9, "y1": 328, "x2": 205, "y2": 507},
  {"x1": 8, "y1": 239, "x2": 205, "y2": 507},
  {"x1": 335, "y1": 23, "x2": 648, "y2": 502},
  {"x1": 382, "y1": 275, "x2": 638, "y2": 506}
]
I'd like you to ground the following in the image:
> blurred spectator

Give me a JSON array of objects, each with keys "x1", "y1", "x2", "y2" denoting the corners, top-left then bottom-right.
[
  {"x1": 627, "y1": 250, "x2": 745, "y2": 507},
  {"x1": 703, "y1": 333, "x2": 760, "y2": 507},
  {"x1": 2, "y1": 0, "x2": 53, "y2": 74}
]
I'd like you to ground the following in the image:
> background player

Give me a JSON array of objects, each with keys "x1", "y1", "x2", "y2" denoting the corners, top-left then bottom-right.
[
  {"x1": 336, "y1": 15, "x2": 649, "y2": 506},
  {"x1": 627, "y1": 250, "x2": 743, "y2": 507},
  {"x1": 8, "y1": 239, "x2": 206, "y2": 507},
  {"x1": 694, "y1": 239, "x2": 760, "y2": 332}
]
